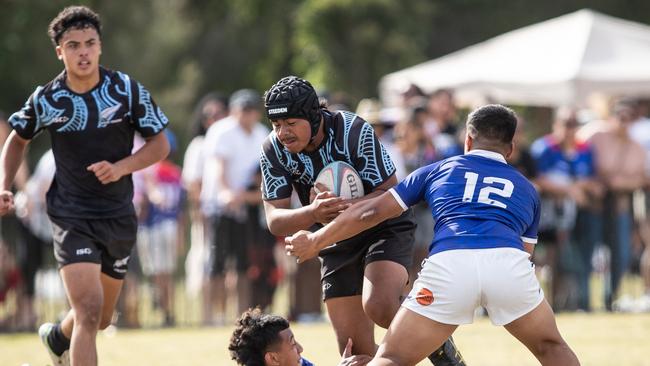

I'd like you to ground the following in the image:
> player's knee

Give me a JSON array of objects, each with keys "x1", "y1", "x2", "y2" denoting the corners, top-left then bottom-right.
[
  {"x1": 530, "y1": 338, "x2": 569, "y2": 359},
  {"x1": 363, "y1": 299, "x2": 395, "y2": 328},
  {"x1": 98, "y1": 316, "x2": 113, "y2": 330},
  {"x1": 73, "y1": 297, "x2": 102, "y2": 328}
]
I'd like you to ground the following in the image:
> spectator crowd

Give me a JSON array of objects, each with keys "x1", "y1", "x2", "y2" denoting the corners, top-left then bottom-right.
[{"x1": 2, "y1": 85, "x2": 650, "y2": 332}]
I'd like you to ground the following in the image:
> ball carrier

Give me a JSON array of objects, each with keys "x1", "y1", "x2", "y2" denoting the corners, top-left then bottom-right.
[{"x1": 259, "y1": 76, "x2": 465, "y2": 365}]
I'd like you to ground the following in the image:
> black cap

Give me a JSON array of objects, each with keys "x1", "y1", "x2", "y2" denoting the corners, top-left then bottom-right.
[
  {"x1": 229, "y1": 89, "x2": 262, "y2": 110},
  {"x1": 264, "y1": 76, "x2": 322, "y2": 141}
]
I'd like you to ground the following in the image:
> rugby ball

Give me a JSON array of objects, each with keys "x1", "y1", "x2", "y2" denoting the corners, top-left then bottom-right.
[{"x1": 314, "y1": 161, "x2": 365, "y2": 199}]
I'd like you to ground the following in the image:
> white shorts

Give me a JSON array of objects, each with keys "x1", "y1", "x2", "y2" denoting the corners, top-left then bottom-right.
[
  {"x1": 137, "y1": 219, "x2": 179, "y2": 276},
  {"x1": 402, "y1": 247, "x2": 544, "y2": 326}
]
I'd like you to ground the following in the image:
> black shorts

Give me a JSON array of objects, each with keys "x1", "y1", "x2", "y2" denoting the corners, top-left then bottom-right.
[
  {"x1": 209, "y1": 215, "x2": 249, "y2": 276},
  {"x1": 49, "y1": 215, "x2": 137, "y2": 280},
  {"x1": 319, "y1": 209, "x2": 415, "y2": 300}
]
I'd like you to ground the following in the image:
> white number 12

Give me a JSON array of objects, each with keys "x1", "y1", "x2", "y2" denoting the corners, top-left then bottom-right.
[{"x1": 462, "y1": 172, "x2": 513, "y2": 209}]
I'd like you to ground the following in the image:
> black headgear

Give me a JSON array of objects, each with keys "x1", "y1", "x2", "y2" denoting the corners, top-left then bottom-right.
[{"x1": 264, "y1": 76, "x2": 322, "y2": 141}]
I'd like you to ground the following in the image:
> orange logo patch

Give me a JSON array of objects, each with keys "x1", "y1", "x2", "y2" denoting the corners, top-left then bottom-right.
[{"x1": 416, "y1": 288, "x2": 434, "y2": 306}]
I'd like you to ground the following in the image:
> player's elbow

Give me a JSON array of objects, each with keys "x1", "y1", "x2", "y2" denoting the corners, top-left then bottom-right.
[
  {"x1": 266, "y1": 217, "x2": 290, "y2": 237},
  {"x1": 158, "y1": 135, "x2": 171, "y2": 160}
]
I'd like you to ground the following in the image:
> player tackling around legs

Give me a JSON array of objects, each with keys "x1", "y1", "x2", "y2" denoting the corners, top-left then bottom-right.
[
  {"x1": 260, "y1": 76, "x2": 464, "y2": 365},
  {"x1": 286, "y1": 104, "x2": 580, "y2": 366},
  {"x1": 0, "y1": 6, "x2": 169, "y2": 366}
]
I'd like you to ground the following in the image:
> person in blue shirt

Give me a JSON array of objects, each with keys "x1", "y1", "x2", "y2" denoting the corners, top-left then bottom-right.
[
  {"x1": 530, "y1": 108, "x2": 603, "y2": 312},
  {"x1": 286, "y1": 105, "x2": 580, "y2": 366}
]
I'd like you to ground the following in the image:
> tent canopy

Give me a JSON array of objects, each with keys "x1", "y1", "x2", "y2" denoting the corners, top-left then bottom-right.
[{"x1": 380, "y1": 9, "x2": 650, "y2": 107}]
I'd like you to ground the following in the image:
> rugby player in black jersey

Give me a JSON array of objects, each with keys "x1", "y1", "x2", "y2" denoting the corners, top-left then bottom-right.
[
  {"x1": 259, "y1": 76, "x2": 465, "y2": 365},
  {"x1": 0, "y1": 6, "x2": 169, "y2": 366}
]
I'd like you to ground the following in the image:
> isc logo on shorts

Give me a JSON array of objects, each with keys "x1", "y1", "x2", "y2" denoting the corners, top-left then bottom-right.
[{"x1": 76, "y1": 248, "x2": 92, "y2": 255}]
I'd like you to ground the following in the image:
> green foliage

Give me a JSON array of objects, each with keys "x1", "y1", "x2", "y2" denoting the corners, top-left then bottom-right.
[
  {"x1": 294, "y1": 0, "x2": 436, "y2": 100},
  {"x1": 3, "y1": 0, "x2": 650, "y2": 151}
]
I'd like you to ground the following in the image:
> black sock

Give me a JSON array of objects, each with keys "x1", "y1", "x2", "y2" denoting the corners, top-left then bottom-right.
[
  {"x1": 47, "y1": 323, "x2": 70, "y2": 356},
  {"x1": 427, "y1": 338, "x2": 465, "y2": 366},
  {"x1": 427, "y1": 347, "x2": 445, "y2": 365}
]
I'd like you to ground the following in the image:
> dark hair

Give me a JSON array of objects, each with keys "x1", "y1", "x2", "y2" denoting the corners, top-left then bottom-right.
[
  {"x1": 48, "y1": 6, "x2": 101, "y2": 46},
  {"x1": 264, "y1": 76, "x2": 322, "y2": 141},
  {"x1": 466, "y1": 104, "x2": 517, "y2": 145},
  {"x1": 229, "y1": 308, "x2": 290, "y2": 366},
  {"x1": 190, "y1": 92, "x2": 228, "y2": 138}
]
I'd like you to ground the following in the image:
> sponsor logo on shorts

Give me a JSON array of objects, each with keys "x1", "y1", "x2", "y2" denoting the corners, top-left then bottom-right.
[
  {"x1": 416, "y1": 287, "x2": 434, "y2": 306},
  {"x1": 76, "y1": 248, "x2": 93, "y2": 255},
  {"x1": 322, "y1": 282, "x2": 332, "y2": 292}
]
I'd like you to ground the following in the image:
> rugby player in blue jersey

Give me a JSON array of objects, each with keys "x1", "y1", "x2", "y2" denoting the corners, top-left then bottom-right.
[
  {"x1": 261, "y1": 76, "x2": 464, "y2": 365},
  {"x1": 286, "y1": 105, "x2": 580, "y2": 365},
  {"x1": 0, "y1": 6, "x2": 169, "y2": 366}
]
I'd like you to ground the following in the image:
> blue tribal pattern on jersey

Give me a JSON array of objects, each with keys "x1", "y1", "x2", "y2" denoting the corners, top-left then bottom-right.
[
  {"x1": 8, "y1": 67, "x2": 169, "y2": 219},
  {"x1": 54, "y1": 89, "x2": 89, "y2": 132},
  {"x1": 260, "y1": 110, "x2": 395, "y2": 206},
  {"x1": 392, "y1": 150, "x2": 540, "y2": 255}
]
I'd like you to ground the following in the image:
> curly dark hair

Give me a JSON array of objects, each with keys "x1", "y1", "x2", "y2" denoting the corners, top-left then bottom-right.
[
  {"x1": 48, "y1": 6, "x2": 101, "y2": 46},
  {"x1": 229, "y1": 308, "x2": 290, "y2": 366}
]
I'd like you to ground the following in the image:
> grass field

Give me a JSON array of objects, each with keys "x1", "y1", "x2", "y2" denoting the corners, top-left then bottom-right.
[{"x1": 2, "y1": 312, "x2": 649, "y2": 365}]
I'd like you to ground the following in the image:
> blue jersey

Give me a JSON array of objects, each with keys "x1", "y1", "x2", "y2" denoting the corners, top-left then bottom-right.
[
  {"x1": 530, "y1": 135, "x2": 594, "y2": 182},
  {"x1": 391, "y1": 149, "x2": 540, "y2": 255}
]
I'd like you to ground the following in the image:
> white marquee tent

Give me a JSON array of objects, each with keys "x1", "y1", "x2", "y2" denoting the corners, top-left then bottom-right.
[{"x1": 379, "y1": 9, "x2": 650, "y2": 107}]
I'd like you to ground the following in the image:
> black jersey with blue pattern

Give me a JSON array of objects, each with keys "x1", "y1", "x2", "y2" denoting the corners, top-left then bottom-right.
[
  {"x1": 260, "y1": 109, "x2": 396, "y2": 205},
  {"x1": 9, "y1": 66, "x2": 168, "y2": 219}
]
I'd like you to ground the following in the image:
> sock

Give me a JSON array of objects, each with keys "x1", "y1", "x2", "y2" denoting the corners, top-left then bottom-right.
[
  {"x1": 47, "y1": 323, "x2": 71, "y2": 356},
  {"x1": 427, "y1": 347, "x2": 445, "y2": 365},
  {"x1": 427, "y1": 338, "x2": 465, "y2": 366}
]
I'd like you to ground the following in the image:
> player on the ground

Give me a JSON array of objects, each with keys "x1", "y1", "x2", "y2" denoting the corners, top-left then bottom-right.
[
  {"x1": 260, "y1": 76, "x2": 464, "y2": 365},
  {"x1": 229, "y1": 307, "x2": 372, "y2": 366},
  {"x1": 286, "y1": 104, "x2": 580, "y2": 365},
  {"x1": 0, "y1": 6, "x2": 169, "y2": 366}
]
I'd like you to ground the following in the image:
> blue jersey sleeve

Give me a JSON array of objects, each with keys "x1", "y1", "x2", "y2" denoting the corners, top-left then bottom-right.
[
  {"x1": 260, "y1": 139, "x2": 292, "y2": 201},
  {"x1": 521, "y1": 194, "x2": 541, "y2": 244},
  {"x1": 392, "y1": 163, "x2": 438, "y2": 209},
  {"x1": 576, "y1": 147, "x2": 595, "y2": 178},
  {"x1": 349, "y1": 117, "x2": 396, "y2": 191},
  {"x1": 8, "y1": 87, "x2": 45, "y2": 140},
  {"x1": 130, "y1": 81, "x2": 169, "y2": 137}
]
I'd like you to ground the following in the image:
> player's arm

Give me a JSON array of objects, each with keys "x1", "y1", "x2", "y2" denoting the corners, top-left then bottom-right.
[
  {"x1": 523, "y1": 242, "x2": 535, "y2": 256},
  {"x1": 87, "y1": 132, "x2": 169, "y2": 184},
  {"x1": 263, "y1": 191, "x2": 348, "y2": 236},
  {"x1": 345, "y1": 174, "x2": 398, "y2": 205},
  {"x1": 285, "y1": 190, "x2": 404, "y2": 263},
  {"x1": 0, "y1": 131, "x2": 31, "y2": 215}
]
